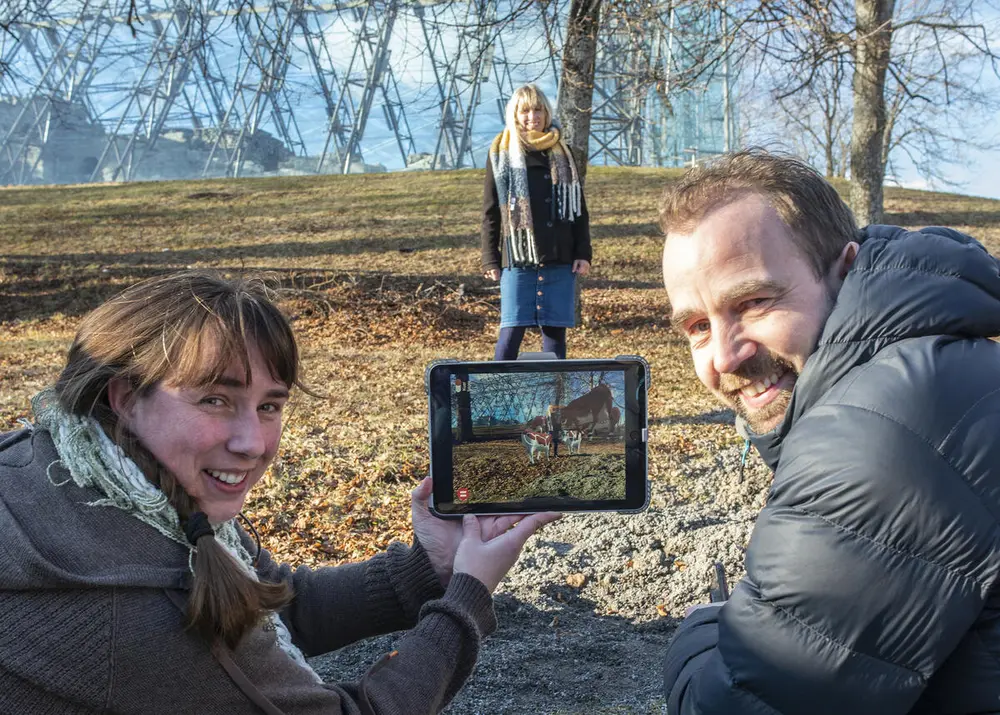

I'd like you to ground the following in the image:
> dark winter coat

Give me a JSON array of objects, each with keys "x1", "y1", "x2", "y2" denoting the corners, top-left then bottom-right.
[
  {"x1": 0, "y1": 427, "x2": 496, "y2": 714},
  {"x1": 663, "y1": 225, "x2": 1000, "y2": 714},
  {"x1": 480, "y1": 149, "x2": 591, "y2": 272}
]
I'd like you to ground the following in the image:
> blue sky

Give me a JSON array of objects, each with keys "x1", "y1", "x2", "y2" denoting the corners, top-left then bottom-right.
[{"x1": 895, "y1": 154, "x2": 1000, "y2": 200}]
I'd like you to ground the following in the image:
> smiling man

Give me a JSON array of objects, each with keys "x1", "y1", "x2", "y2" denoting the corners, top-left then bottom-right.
[{"x1": 659, "y1": 150, "x2": 1000, "y2": 714}]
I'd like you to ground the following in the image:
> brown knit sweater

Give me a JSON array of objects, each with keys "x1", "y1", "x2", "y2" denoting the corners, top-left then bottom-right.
[{"x1": 0, "y1": 428, "x2": 496, "y2": 714}]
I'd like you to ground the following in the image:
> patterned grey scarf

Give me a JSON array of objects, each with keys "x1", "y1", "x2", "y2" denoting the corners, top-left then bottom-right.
[{"x1": 489, "y1": 125, "x2": 582, "y2": 267}]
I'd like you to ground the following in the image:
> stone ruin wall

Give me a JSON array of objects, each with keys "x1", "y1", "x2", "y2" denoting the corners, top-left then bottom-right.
[{"x1": 0, "y1": 98, "x2": 387, "y2": 185}]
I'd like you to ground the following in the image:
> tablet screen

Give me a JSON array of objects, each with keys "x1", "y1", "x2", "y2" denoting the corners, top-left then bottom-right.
[{"x1": 428, "y1": 358, "x2": 648, "y2": 515}]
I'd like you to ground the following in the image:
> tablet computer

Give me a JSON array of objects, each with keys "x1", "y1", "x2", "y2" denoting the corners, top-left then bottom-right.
[{"x1": 426, "y1": 356, "x2": 649, "y2": 517}]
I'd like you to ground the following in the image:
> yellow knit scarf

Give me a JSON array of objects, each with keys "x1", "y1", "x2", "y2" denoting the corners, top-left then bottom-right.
[{"x1": 521, "y1": 127, "x2": 561, "y2": 152}]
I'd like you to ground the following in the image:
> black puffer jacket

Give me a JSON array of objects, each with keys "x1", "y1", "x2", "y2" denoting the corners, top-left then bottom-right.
[
  {"x1": 663, "y1": 225, "x2": 1000, "y2": 714},
  {"x1": 480, "y1": 149, "x2": 591, "y2": 271}
]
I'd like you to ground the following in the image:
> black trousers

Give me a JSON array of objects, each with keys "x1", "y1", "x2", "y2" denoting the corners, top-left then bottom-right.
[{"x1": 493, "y1": 326, "x2": 567, "y2": 360}]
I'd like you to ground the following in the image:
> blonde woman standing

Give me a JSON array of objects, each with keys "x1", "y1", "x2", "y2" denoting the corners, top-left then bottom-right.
[{"x1": 481, "y1": 84, "x2": 592, "y2": 360}]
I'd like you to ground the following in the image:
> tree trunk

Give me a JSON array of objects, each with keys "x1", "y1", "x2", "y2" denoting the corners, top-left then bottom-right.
[
  {"x1": 556, "y1": 0, "x2": 601, "y2": 185},
  {"x1": 557, "y1": 0, "x2": 601, "y2": 332},
  {"x1": 849, "y1": 0, "x2": 895, "y2": 225}
]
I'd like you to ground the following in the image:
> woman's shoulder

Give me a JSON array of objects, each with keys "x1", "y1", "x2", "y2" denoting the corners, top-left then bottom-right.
[
  {"x1": 0, "y1": 427, "x2": 190, "y2": 590},
  {"x1": 1, "y1": 426, "x2": 76, "y2": 478},
  {"x1": 0, "y1": 426, "x2": 38, "y2": 462}
]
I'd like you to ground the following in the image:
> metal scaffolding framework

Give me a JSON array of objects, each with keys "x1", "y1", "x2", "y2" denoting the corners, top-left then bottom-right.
[
  {"x1": 0, "y1": 0, "x2": 738, "y2": 185},
  {"x1": 451, "y1": 371, "x2": 625, "y2": 426}
]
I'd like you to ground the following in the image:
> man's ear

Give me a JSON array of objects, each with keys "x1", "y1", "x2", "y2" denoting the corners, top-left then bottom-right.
[
  {"x1": 836, "y1": 241, "x2": 860, "y2": 280},
  {"x1": 107, "y1": 377, "x2": 135, "y2": 422}
]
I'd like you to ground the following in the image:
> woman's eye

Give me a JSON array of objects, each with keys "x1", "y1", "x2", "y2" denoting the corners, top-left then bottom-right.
[
  {"x1": 259, "y1": 403, "x2": 282, "y2": 414},
  {"x1": 201, "y1": 396, "x2": 225, "y2": 407}
]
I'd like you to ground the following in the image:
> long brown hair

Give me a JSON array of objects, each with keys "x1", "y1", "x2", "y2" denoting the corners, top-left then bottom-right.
[{"x1": 55, "y1": 270, "x2": 299, "y2": 648}]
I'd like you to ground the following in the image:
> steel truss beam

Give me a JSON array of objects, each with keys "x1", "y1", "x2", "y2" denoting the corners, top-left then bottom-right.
[
  {"x1": 316, "y1": 0, "x2": 416, "y2": 173},
  {"x1": 0, "y1": 0, "x2": 736, "y2": 184},
  {"x1": 90, "y1": 1, "x2": 218, "y2": 181},
  {"x1": 416, "y1": 0, "x2": 509, "y2": 169},
  {"x1": 591, "y1": 12, "x2": 647, "y2": 166},
  {"x1": 589, "y1": 2, "x2": 735, "y2": 169},
  {"x1": 0, "y1": 0, "x2": 115, "y2": 184}
]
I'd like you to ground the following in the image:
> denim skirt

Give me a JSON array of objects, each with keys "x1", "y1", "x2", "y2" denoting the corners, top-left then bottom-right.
[{"x1": 499, "y1": 264, "x2": 577, "y2": 328}]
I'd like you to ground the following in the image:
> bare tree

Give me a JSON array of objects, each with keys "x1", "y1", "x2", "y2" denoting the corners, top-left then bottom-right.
[
  {"x1": 0, "y1": 0, "x2": 55, "y2": 34},
  {"x1": 881, "y1": 4, "x2": 1000, "y2": 191},
  {"x1": 556, "y1": 0, "x2": 602, "y2": 184},
  {"x1": 849, "y1": 0, "x2": 895, "y2": 224},
  {"x1": 766, "y1": 53, "x2": 853, "y2": 177},
  {"x1": 727, "y1": 0, "x2": 1000, "y2": 223},
  {"x1": 0, "y1": 0, "x2": 59, "y2": 75}
]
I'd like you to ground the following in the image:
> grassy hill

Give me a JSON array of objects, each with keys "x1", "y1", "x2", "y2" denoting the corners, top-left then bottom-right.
[{"x1": 2, "y1": 166, "x2": 998, "y2": 565}]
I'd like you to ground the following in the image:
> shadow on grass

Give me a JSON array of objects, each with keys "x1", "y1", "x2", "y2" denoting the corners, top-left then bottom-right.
[
  {"x1": 586, "y1": 311, "x2": 672, "y2": 330},
  {"x1": 650, "y1": 409, "x2": 735, "y2": 426},
  {"x1": 592, "y1": 222, "x2": 661, "y2": 239},
  {"x1": 583, "y1": 275, "x2": 665, "y2": 290},
  {"x1": 5, "y1": 230, "x2": 476, "y2": 262},
  {"x1": 0, "y1": 257, "x2": 667, "y2": 322},
  {"x1": 882, "y1": 209, "x2": 1000, "y2": 228},
  {"x1": 0, "y1": 264, "x2": 172, "y2": 322}
]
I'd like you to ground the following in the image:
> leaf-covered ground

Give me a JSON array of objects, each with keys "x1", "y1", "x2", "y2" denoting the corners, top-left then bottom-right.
[
  {"x1": 454, "y1": 440, "x2": 626, "y2": 503},
  {"x1": 2, "y1": 170, "x2": 999, "y2": 706}
]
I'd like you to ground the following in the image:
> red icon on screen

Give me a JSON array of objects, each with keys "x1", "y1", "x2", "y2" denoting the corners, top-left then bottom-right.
[{"x1": 456, "y1": 488, "x2": 469, "y2": 502}]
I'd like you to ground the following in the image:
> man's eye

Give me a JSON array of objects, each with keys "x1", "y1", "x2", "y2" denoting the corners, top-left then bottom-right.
[
  {"x1": 259, "y1": 403, "x2": 284, "y2": 414},
  {"x1": 741, "y1": 298, "x2": 768, "y2": 311},
  {"x1": 201, "y1": 396, "x2": 225, "y2": 407},
  {"x1": 687, "y1": 320, "x2": 712, "y2": 340}
]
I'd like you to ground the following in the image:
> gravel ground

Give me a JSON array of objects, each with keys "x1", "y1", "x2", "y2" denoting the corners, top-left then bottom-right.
[{"x1": 310, "y1": 437, "x2": 773, "y2": 714}]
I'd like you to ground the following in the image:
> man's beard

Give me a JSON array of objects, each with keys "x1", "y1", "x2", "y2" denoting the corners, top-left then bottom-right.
[{"x1": 717, "y1": 350, "x2": 798, "y2": 434}]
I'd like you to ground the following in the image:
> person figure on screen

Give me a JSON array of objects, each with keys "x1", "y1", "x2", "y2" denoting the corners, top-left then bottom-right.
[
  {"x1": 549, "y1": 404, "x2": 562, "y2": 458},
  {"x1": 659, "y1": 149, "x2": 1000, "y2": 714},
  {"x1": 481, "y1": 83, "x2": 592, "y2": 360},
  {"x1": 0, "y1": 269, "x2": 559, "y2": 714}
]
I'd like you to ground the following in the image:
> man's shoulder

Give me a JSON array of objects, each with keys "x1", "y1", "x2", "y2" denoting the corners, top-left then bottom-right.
[
  {"x1": 768, "y1": 335, "x2": 1000, "y2": 581},
  {"x1": 817, "y1": 335, "x2": 1000, "y2": 431},
  {"x1": 780, "y1": 335, "x2": 1000, "y2": 507}
]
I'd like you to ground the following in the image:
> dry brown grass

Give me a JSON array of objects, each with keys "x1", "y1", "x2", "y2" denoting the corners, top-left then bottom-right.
[{"x1": 2, "y1": 167, "x2": 999, "y2": 565}]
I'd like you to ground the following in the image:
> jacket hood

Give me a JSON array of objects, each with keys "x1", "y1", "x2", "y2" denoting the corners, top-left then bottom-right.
[
  {"x1": 745, "y1": 225, "x2": 1000, "y2": 469},
  {"x1": 0, "y1": 428, "x2": 190, "y2": 591}
]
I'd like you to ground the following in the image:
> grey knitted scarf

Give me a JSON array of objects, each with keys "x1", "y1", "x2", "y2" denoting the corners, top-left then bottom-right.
[{"x1": 30, "y1": 388, "x2": 321, "y2": 682}]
